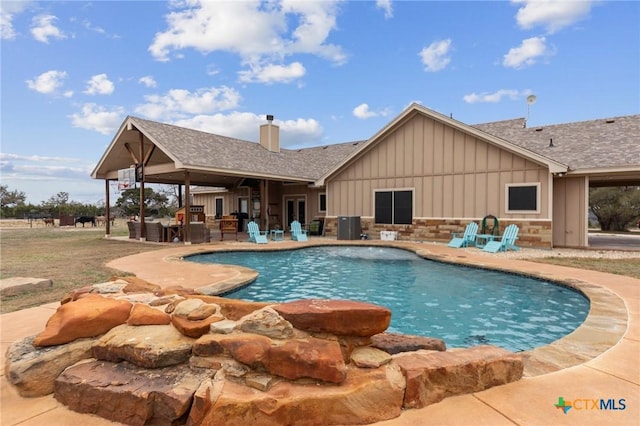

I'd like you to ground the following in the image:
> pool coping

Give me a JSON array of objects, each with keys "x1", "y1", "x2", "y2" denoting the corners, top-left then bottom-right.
[{"x1": 108, "y1": 239, "x2": 631, "y2": 378}]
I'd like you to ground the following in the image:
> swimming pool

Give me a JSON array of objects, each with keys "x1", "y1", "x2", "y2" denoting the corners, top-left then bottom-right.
[{"x1": 188, "y1": 246, "x2": 589, "y2": 352}]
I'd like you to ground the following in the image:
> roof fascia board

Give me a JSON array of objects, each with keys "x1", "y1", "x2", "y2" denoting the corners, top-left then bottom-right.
[
  {"x1": 316, "y1": 103, "x2": 568, "y2": 185},
  {"x1": 567, "y1": 166, "x2": 640, "y2": 175},
  {"x1": 90, "y1": 116, "x2": 132, "y2": 178},
  {"x1": 178, "y1": 163, "x2": 313, "y2": 183},
  {"x1": 129, "y1": 117, "x2": 184, "y2": 166}
]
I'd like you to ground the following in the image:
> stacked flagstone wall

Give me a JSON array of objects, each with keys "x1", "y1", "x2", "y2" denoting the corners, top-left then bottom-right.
[{"x1": 5, "y1": 277, "x2": 523, "y2": 425}]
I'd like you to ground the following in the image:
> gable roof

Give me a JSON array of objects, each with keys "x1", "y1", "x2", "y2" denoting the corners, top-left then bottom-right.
[
  {"x1": 473, "y1": 114, "x2": 640, "y2": 172},
  {"x1": 91, "y1": 116, "x2": 363, "y2": 186},
  {"x1": 317, "y1": 103, "x2": 569, "y2": 185}
]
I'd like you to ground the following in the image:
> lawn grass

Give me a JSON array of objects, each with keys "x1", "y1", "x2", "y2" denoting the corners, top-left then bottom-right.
[
  {"x1": 0, "y1": 227, "x2": 162, "y2": 313},
  {"x1": 528, "y1": 257, "x2": 640, "y2": 279}
]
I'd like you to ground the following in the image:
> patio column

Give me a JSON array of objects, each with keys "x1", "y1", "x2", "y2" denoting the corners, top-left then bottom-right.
[
  {"x1": 105, "y1": 179, "x2": 110, "y2": 237},
  {"x1": 138, "y1": 132, "x2": 146, "y2": 240},
  {"x1": 264, "y1": 179, "x2": 269, "y2": 230},
  {"x1": 184, "y1": 171, "x2": 191, "y2": 244}
]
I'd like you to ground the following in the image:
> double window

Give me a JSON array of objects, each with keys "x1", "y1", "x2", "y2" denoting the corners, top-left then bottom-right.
[{"x1": 374, "y1": 190, "x2": 413, "y2": 224}]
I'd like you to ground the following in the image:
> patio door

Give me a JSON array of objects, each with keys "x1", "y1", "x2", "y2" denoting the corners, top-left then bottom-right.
[{"x1": 285, "y1": 196, "x2": 306, "y2": 230}]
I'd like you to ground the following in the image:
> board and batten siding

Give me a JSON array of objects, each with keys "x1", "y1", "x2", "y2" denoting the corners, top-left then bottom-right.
[{"x1": 327, "y1": 113, "x2": 550, "y2": 220}]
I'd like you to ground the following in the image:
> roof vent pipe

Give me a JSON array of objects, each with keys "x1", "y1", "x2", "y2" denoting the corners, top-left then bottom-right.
[{"x1": 549, "y1": 138, "x2": 554, "y2": 147}]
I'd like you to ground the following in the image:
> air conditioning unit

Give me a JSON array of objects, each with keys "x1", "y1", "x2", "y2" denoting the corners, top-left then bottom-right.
[{"x1": 380, "y1": 231, "x2": 397, "y2": 241}]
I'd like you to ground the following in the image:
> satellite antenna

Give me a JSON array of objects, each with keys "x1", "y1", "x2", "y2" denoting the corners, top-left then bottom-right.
[{"x1": 526, "y1": 95, "x2": 537, "y2": 123}]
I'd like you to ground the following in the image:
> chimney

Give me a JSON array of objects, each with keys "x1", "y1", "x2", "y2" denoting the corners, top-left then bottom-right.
[{"x1": 259, "y1": 114, "x2": 280, "y2": 153}]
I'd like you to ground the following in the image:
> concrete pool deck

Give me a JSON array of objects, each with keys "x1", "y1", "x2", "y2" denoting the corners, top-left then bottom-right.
[{"x1": 1, "y1": 238, "x2": 638, "y2": 425}]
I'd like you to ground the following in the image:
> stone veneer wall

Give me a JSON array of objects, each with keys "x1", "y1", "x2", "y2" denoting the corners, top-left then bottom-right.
[{"x1": 323, "y1": 217, "x2": 552, "y2": 249}]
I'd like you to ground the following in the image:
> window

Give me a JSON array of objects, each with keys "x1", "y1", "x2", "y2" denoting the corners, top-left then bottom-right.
[
  {"x1": 214, "y1": 197, "x2": 223, "y2": 219},
  {"x1": 506, "y1": 183, "x2": 540, "y2": 213},
  {"x1": 375, "y1": 190, "x2": 413, "y2": 224},
  {"x1": 319, "y1": 193, "x2": 327, "y2": 212}
]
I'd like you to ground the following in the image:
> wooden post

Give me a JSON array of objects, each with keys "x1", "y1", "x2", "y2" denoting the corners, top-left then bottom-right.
[
  {"x1": 138, "y1": 132, "x2": 146, "y2": 240},
  {"x1": 184, "y1": 171, "x2": 191, "y2": 244},
  {"x1": 105, "y1": 179, "x2": 111, "y2": 237}
]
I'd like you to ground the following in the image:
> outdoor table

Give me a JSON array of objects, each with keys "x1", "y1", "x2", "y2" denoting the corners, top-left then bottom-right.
[
  {"x1": 475, "y1": 234, "x2": 496, "y2": 248},
  {"x1": 270, "y1": 229, "x2": 285, "y2": 241}
]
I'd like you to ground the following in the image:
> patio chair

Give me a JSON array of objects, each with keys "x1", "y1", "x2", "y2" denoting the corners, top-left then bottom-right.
[
  {"x1": 144, "y1": 221, "x2": 165, "y2": 242},
  {"x1": 247, "y1": 221, "x2": 268, "y2": 244},
  {"x1": 447, "y1": 222, "x2": 478, "y2": 248},
  {"x1": 483, "y1": 224, "x2": 520, "y2": 253},
  {"x1": 290, "y1": 220, "x2": 308, "y2": 241}
]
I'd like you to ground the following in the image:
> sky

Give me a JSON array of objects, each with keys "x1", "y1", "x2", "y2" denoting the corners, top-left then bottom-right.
[{"x1": 1, "y1": 0, "x2": 639, "y2": 205}]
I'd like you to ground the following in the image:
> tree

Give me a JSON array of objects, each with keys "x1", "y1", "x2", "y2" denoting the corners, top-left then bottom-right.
[
  {"x1": 115, "y1": 188, "x2": 169, "y2": 217},
  {"x1": 590, "y1": 186, "x2": 640, "y2": 231},
  {"x1": 0, "y1": 185, "x2": 26, "y2": 208}
]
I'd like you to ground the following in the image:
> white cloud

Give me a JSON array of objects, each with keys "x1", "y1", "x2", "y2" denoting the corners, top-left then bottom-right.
[
  {"x1": 26, "y1": 70, "x2": 68, "y2": 94},
  {"x1": 503, "y1": 36, "x2": 550, "y2": 69},
  {"x1": 419, "y1": 39, "x2": 452, "y2": 72},
  {"x1": 30, "y1": 14, "x2": 66, "y2": 43},
  {"x1": 463, "y1": 89, "x2": 531, "y2": 104},
  {"x1": 69, "y1": 103, "x2": 125, "y2": 135},
  {"x1": 84, "y1": 74, "x2": 115, "y2": 95},
  {"x1": 238, "y1": 62, "x2": 306, "y2": 84},
  {"x1": 173, "y1": 111, "x2": 323, "y2": 147},
  {"x1": 512, "y1": 0, "x2": 593, "y2": 34},
  {"x1": 376, "y1": 0, "x2": 393, "y2": 19},
  {"x1": 352, "y1": 103, "x2": 391, "y2": 120},
  {"x1": 148, "y1": 0, "x2": 345, "y2": 83},
  {"x1": 1, "y1": 1, "x2": 34, "y2": 39},
  {"x1": 134, "y1": 86, "x2": 241, "y2": 121},
  {"x1": 139, "y1": 75, "x2": 157, "y2": 88}
]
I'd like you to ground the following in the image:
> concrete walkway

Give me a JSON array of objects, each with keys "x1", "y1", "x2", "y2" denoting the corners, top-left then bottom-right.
[{"x1": 2, "y1": 239, "x2": 638, "y2": 425}]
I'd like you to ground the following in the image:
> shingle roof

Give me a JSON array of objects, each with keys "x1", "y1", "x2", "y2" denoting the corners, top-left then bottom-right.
[
  {"x1": 473, "y1": 115, "x2": 640, "y2": 171},
  {"x1": 129, "y1": 116, "x2": 363, "y2": 181}
]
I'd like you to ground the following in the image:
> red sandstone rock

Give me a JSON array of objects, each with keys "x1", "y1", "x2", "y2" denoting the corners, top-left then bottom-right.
[
  {"x1": 265, "y1": 337, "x2": 347, "y2": 384},
  {"x1": 54, "y1": 360, "x2": 211, "y2": 426},
  {"x1": 187, "y1": 304, "x2": 218, "y2": 321},
  {"x1": 371, "y1": 332, "x2": 446, "y2": 354},
  {"x1": 127, "y1": 303, "x2": 171, "y2": 325},
  {"x1": 34, "y1": 295, "x2": 132, "y2": 346},
  {"x1": 193, "y1": 334, "x2": 272, "y2": 369},
  {"x1": 393, "y1": 345, "x2": 524, "y2": 408},
  {"x1": 187, "y1": 364, "x2": 406, "y2": 426},
  {"x1": 121, "y1": 277, "x2": 161, "y2": 294},
  {"x1": 187, "y1": 295, "x2": 271, "y2": 320},
  {"x1": 171, "y1": 314, "x2": 224, "y2": 338},
  {"x1": 273, "y1": 299, "x2": 391, "y2": 336}
]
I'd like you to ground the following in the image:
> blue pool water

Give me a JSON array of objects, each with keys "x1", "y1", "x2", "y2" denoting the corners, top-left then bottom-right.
[{"x1": 188, "y1": 246, "x2": 589, "y2": 352}]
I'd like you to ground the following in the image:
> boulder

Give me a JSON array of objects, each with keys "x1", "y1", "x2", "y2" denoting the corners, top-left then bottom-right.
[
  {"x1": 171, "y1": 314, "x2": 224, "y2": 338},
  {"x1": 350, "y1": 347, "x2": 392, "y2": 368},
  {"x1": 4, "y1": 335, "x2": 94, "y2": 397},
  {"x1": 393, "y1": 345, "x2": 524, "y2": 408},
  {"x1": 193, "y1": 334, "x2": 272, "y2": 369},
  {"x1": 127, "y1": 303, "x2": 171, "y2": 326},
  {"x1": 54, "y1": 360, "x2": 212, "y2": 426},
  {"x1": 33, "y1": 295, "x2": 132, "y2": 346},
  {"x1": 190, "y1": 356, "x2": 249, "y2": 377},
  {"x1": 273, "y1": 299, "x2": 391, "y2": 336},
  {"x1": 187, "y1": 364, "x2": 406, "y2": 426},
  {"x1": 237, "y1": 306, "x2": 294, "y2": 339},
  {"x1": 264, "y1": 337, "x2": 347, "y2": 384},
  {"x1": 0, "y1": 277, "x2": 52, "y2": 298},
  {"x1": 92, "y1": 324, "x2": 195, "y2": 368},
  {"x1": 173, "y1": 298, "x2": 205, "y2": 317},
  {"x1": 371, "y1": 332, "x2": 446, "y2": 354},
  {"x1": 187, "y1": 304, "x2": 219, "y2": 321},
  {"x1": 186, "y1": 295, "x2": 271, "y2": 320},
  {"x1": 114, "y1": 276, "x2": 162, "y2": 293}
]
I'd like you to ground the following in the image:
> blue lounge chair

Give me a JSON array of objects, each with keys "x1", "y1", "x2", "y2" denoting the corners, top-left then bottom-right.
[
  {"x1": 247, "y1": 221, "x2": 268, "y2": 244},
  {"x1": 447, "y1": 222, "x2": 478, "y2": 248},
  {"x1": 483, "y1": 224, "x2": 520, "y2": 253},
  {"x1": 290, "y1": 220, "x2": 308, "y2": 241}
]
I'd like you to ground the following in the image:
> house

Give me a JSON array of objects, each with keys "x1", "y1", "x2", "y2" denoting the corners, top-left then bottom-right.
[{"x1": 91, "y1": 104, "x2": 640, "y2": 248}]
